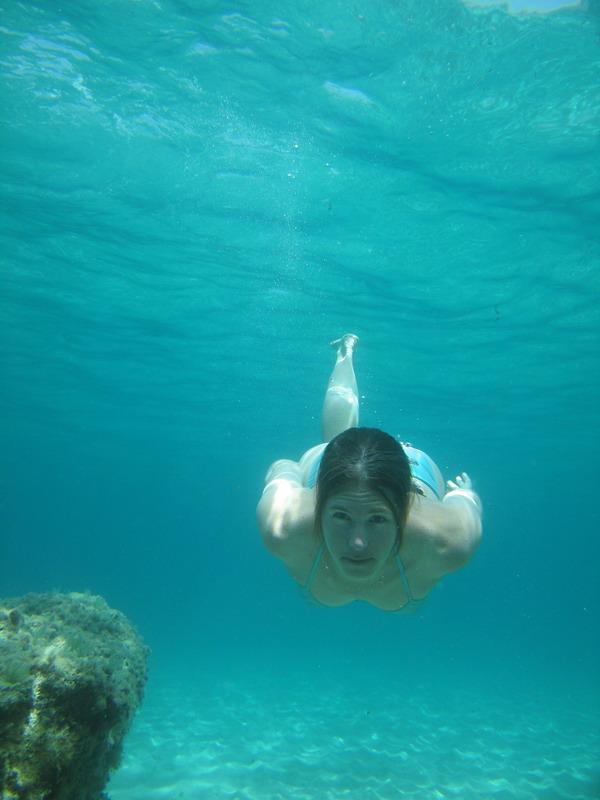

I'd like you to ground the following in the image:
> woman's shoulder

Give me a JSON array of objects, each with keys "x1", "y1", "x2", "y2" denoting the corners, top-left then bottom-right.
[{"x1": 404, "y1": 495, "x2": 451, "y2": 557}]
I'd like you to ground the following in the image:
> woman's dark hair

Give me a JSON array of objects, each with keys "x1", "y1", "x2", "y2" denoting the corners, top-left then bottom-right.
[{"x1": 314, "y1": 427, "x2": 413, "y2": 547}]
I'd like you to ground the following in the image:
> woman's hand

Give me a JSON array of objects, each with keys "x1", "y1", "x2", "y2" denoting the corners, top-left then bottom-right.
[
  {"x1": 446, "y1": 472, "x2": 473, "y2": 493},
  {"x1": 444, "y1": 472, "x2": 481, "y2": 515}
]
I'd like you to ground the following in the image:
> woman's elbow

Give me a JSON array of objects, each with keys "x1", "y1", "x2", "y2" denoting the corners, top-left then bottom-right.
[
  {"x1": 443, "y1": 528, "x2": 481, "y2": 572},
  {"x1": 256, "y1": 504, "x2": 290, "y2": 558}
]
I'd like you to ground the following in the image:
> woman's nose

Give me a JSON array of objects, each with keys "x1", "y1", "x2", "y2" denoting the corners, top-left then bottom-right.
[{"x1": 349, "y1": 529, "x2": 368, "y2": 551}]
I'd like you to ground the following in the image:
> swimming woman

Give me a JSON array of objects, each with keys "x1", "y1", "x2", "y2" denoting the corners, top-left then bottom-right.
[{"x1": 257, "y1": 334, "x2": 482, "y2": 611}]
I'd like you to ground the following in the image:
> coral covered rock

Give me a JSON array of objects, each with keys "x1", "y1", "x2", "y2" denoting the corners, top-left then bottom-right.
[{"x1": 0, "y1": 592, "x2": 148, "y2": 800}]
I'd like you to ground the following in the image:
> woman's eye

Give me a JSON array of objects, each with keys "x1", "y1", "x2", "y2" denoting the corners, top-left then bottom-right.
[
  {"x1": 332, "y1": 511, "x2": 350, "y2": 522},
  {"x1": 371, "y1": 515, "x2": 388, "y2": 524}
]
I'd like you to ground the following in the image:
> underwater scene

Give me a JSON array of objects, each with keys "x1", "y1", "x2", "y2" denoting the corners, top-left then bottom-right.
[{"x1": 1, "y1": 0, "x2": 599, "y2": 797}]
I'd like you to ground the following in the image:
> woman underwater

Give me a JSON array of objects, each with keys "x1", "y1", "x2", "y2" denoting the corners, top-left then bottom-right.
[{"x1": 257, "y1": 334, "x2": 482, "y2": 611}]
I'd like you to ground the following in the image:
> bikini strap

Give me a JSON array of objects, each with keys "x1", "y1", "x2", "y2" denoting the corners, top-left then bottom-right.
[
  {"x1": 394, "y1": 553, "x2": 414, "y2": 602},
  {"x1": 304, "y1": 542, "x2": 325, "y2": 592}
]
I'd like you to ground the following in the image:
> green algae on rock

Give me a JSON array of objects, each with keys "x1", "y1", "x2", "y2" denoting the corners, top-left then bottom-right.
[{"x1": 0, "y1": 592, "x2": 148, "y2": 800}]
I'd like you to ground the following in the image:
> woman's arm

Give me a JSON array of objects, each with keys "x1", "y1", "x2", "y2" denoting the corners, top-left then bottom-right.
[
  {"x1": 256, "y1": 459, "x2": 315, "y2": 558},
  {"x1": 410, "y1": 473, "x2": 482, "y2": 576},
  {"x1": 440, "y1": 473, "x2": 482, "y2": 570}
]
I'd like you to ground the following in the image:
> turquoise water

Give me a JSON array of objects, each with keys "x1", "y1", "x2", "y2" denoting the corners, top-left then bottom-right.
[{"x1": 1, "y1": 0, "x2": 599, "y2": 797}]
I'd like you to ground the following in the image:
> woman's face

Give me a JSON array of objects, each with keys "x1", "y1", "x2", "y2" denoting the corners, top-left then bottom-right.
[{"x1": 320, "y1": 482, "x2": 398, "y2": 582}]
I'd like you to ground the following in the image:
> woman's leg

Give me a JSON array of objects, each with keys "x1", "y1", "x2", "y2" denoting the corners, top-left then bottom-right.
[{"x1": 321, "y1": 334, "x2": 360, "y2": 441}]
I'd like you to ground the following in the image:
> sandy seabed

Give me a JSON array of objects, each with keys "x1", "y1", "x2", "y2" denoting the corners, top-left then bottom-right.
[{"x1": 108, "y1": 666, "x2": 599, "y2": 800}]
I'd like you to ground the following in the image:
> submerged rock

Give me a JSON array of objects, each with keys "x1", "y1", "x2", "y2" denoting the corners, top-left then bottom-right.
[{"x1": 0, "y1": 592, "x2": 148, "y2": 800}]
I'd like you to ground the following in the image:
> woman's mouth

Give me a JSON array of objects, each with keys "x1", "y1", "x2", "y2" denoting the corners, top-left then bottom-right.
[{"x1": 341, "y1": 556, "x2": 375, "y2": 567}]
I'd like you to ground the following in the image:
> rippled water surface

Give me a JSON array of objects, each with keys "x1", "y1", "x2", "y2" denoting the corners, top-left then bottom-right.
[{"x1": 1, "y1": 1, "x2": 599, "y2": 797}]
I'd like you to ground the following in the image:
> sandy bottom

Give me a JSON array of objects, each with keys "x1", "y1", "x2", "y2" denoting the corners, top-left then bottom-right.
[{"x1": 108, "y1": 665, "x2": 599, "y2": 800}]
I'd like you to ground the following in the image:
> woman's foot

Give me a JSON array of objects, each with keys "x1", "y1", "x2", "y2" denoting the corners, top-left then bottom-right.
[{"x1": 330, "y1": 333, "x2": 359, "y2": 359}]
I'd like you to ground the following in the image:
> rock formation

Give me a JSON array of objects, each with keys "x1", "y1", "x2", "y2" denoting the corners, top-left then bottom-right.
[{"x1": 0, "y1": 592, "x2": 148, "y2": 799}]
